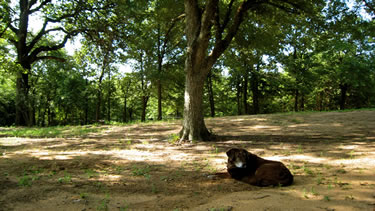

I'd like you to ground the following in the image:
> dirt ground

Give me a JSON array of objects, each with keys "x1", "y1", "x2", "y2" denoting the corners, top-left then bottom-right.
[{"x1": 1, "y1": 110, "x2": 375, "y2": 211}]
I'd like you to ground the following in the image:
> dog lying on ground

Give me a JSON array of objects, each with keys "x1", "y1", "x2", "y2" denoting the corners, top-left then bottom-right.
[{"x1": 226, "y1": 148, "x2": 293, "y2": 187}]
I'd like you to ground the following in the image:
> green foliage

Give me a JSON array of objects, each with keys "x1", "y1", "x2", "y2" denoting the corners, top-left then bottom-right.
[
  {"x1": 0, "y1": 0, "x2": 374, "y2": 126},
  {"x1": 0, "y1": 126, "x2": 103, "y2": 138}
]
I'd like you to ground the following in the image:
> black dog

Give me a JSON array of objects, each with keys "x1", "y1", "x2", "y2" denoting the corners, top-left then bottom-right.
[{"x1": 226, "y1": 148, "x2": 293, "y2": 187}]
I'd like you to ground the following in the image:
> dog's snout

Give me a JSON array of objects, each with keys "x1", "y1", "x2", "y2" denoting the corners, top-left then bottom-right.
[{"x1": 234, "y1": 161, "x2": 245, "y2": 168}]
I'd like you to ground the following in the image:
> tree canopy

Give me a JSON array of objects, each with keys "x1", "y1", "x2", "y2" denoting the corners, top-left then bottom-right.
[{"x1": 0, "y1": 0, "x2": 374, "y2": 141}]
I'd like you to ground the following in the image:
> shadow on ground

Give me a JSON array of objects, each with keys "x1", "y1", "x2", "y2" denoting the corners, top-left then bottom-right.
[{"x1": 1, "y1": 110, "x2": 375, "y2": 210}]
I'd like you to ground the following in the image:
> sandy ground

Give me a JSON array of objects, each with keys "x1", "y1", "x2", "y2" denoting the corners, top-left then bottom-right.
[{"x1": 0, "y1": 110, "x2": 375, "y2": 211}]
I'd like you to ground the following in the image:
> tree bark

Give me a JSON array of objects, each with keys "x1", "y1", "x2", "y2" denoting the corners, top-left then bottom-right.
[
  {"x1": 251, "y1": 63, "x2": 260, "y2": 115},
  {"x1": 300, "y1": 94, "x2": 305, "y2": 111},
  {"x1": 243, "y1": 66, "x2": 249, "y2": 115},
  {"x1": 236, "y1": 77, "x2": 242, "y2": 115},
  {"x1": 157, "y1": 79, "x2": 162, "y2": 120},
  {"x1": 207, "y1": 72, "x2": 215, "y2": 117},
  {"x1": 123, "y1": 97, "x2": 128, "y2": 123},
  {"x1": 96, "y1": 87, "x2": 102, "y2": 122},
  {"x1": 141, "y1": 96, "x2": 149, "y2": 122},
  {"x1": 294, "y1": 89, "x2": 299, "y2": 112},
  {"x1": 180, "y1": 70, "x2": 211, "y2": 141},
  {"x1": 15, "y1": 70, "x2": 32, "y2": 126},
  {"x1": 180, "y1": 0, "x2": 270, "y2": 142},
  {"x1": 107, "y1": 69, "x2": 111, "y2": 122},
  {"x1": 339, "y1": 84, "x2": 348, "y2": 110}
]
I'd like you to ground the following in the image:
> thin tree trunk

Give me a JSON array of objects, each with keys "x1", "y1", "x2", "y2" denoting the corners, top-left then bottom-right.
[
  {"x1": 107, "y1": 69, "x2": 111, "y2": 122},
  {"x1": 243, "y1": 64, "x2": 249, "y2": 115},
  {"x1": 157, "y1": 79, "x2": 162, "y2": 120},
  {"x1": 251, "y1": 64, "x2": 260, "y2": 114},
  {"x1": 300, "y1": 94, "x2": 305, "y2": 111},
  {"x1": 236, "y1": 78, "x2": 242, "y2": 115},
  {"x1": 123, "y1": 97, "x2": 127, "y2": 122},
  {"x1": 339, "y1": 84, "x2": 348, "y2": 110},
  {"x1": 84, "y1": 78, "x2": 88, "y2": 125},
  {"x1": 141, "y1": 96, "x2": 149, "y2": 122},
  {"x1": 294, "y1": 89, "x2": 299, "y2": 112},
  {"x1": 96, "y1": 87, "x2": 102, "y2": 122}
]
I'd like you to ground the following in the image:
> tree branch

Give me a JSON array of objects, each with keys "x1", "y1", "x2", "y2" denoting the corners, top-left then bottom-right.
[
  {"x1": 184, "y1": 0, "x2": 201, "y2": 46},
  {"x1": 29, "y1": 31, "x2": 77, "y2": 64},
  {"x1": 27, "y1": 19, "x2": 49, "y2": 51},
  {"x1": 214, "y1": 0, "x2": 235, "y2": 42},
  {"x1": 193, "y1": 0, "x2": 218, "y2": 71},
  {"x1": 207, "y1": 0, "x2": 256, "y2": 69},
  {"x1": 30, "y1": 0, "x2": 52, "y2": 14},
  {"x1": 8, "y1": 22, "x2": 18, "y2": 34},
  {"x1": 265, "y1": 1, "x2": 301, "y2": 14},
  {"x1": 0, "y1": 25, "x2": 9, "y2": 38},
  {"x1": 363, "y1": 0, "x2": 375, "y2": 13},
  {"x1": 161, "y1": 13, "x2": 185, "y2": 56},
  {"x1": 222, "y1": 0, "x2": 235, "y2": 30},
  {"x1": 34, "y1": 56, "x2": 66, "y2": 62}
]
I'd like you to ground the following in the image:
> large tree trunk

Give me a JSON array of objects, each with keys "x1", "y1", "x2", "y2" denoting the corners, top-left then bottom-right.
[
  {"x1": 180, "y1": 0, "x2": 259, "y2": 142},
  {"x1": 180, "y1": 70, "x2": 211, "y2": 141},
  {"x1": 15, "y1": 70, "x2": 33, "y2": 126},
  {"x1": 207, "y1": 72, "x2": 215, "y2": 117}
]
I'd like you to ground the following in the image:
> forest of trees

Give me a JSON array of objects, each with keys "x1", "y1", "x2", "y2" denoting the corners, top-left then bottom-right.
[{"x1": 1, "y1": 0, "x2": 374, "y2": 133}]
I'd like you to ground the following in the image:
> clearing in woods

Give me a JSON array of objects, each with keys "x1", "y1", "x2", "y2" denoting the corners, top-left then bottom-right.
[{"x1": 0, "y1": 110, "x2": 375, "y2": 210}]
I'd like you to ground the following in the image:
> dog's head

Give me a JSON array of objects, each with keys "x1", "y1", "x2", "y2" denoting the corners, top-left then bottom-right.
[{"x1": 226, "y1": 148, "x2": 251, "y2": 169}]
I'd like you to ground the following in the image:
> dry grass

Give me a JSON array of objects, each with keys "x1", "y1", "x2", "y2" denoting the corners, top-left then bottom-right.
[{"x1": 0, "y1": 110, "x2": 374, "y2": 210}]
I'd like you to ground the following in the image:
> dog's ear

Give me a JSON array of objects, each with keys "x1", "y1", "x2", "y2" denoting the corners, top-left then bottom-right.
[
  {"x1": 245, "y1": 150, "x2": 257, "y2": 162},
  {"x1": 226, "y1": 148, "x2": 238, "y2": 159}
]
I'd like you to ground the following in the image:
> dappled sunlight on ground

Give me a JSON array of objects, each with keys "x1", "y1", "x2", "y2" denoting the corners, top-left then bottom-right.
[{"x1": 1, "y1": 110, "x2": 375, "y2": 210}]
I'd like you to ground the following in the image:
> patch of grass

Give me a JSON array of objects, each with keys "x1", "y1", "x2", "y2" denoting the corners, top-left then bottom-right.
[
  {"x1": 80, "y1": 192, "x2": 88, "y2": 199},
  {"x1": 211, "y1": 144, "x2": 219, "y2": 154},
  {"x1": 345, "y1": 195, "x2": 354, "y2": 200},
  {"x1": 119, "y1": 201, "x2": 130, "y2": 211},
  {"x1": 303, "y1": 187, "x2": 319, "y2": 199},
  {"x1": 151, "y1": 183, "x2": 158, "y2": 194},
  {"x1": 18, "y1": 175, "x2": 33, "y2": 187},
  {"x1": 348, "y1": 150, "x2": 355, "y2": 159},
  {"x1": 131, "y1": 165, "x2": 151, "y2": 177},
  {"x1": 168, "y1": 134, "x2": 180, "y2": 144},
  {"x1": 296, "y1": 144, "x2": 304, "y2": 153},
  {"x1": 302, "y1": 164, "x2": 314, "y2": 176},
  {"x1": 336, "y1": 169, "x2": 347, "y2": 174},
  {"x1": 290, "y1": 118, "x2": 303, "y2": 124},
  {"x1": 323, "y1": 195, "x2": 331, "y2": 201},
  {"x1": 85, "y1": 169, "x2": 98, "y2": 178},
  {"x1": 58, "y1": 171, "x2": 72, "y2": 184},
  {"x1": 0, "y1": 126, "x2": 104, "y2": 138},
  {"x1": 316, "y1": 174, "x2": 324, "y2": 185},
  {"x1": 97, "y1": 194, "x2": 110, "y2": 211}
]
